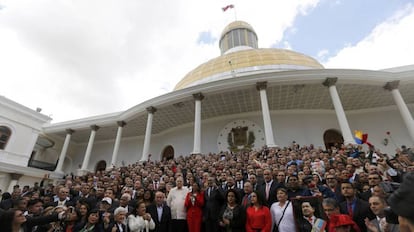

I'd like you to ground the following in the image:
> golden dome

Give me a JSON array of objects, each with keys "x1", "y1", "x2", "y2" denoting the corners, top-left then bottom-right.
[{"x1": 174, "y1": 48, "x2": 324, "y2": 90}]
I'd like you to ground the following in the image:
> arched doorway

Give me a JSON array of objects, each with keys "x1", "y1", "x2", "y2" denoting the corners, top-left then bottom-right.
[
  {"x1": 95, "y1": 160, "x2": 106, "y2": 173},
  {"x1": 162, "y1": 145, "x2": 174, "y2": 161},
  {"x1": 323, "y1": 129, "x2": 344, "y2": 151}
]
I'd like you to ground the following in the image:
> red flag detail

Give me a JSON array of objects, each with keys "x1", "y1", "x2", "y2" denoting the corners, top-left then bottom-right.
[{"x1": 222, "y1": 4, "x2": 234, "y2": 12}]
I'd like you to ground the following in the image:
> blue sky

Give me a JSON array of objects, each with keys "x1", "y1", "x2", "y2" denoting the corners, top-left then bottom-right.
[
  {"x1": 282, "y1": 0, "x2": 413, "y2": 62},
  {"x1": 0, "y1": 0, "x2": 413, "y2": 122}
]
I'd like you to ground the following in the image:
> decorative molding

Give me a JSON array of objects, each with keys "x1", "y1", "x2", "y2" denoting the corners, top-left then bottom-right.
[
  {"x1": 146, "y1": 106, "x2": 157, "y2": 114},
  {"x1": 217, "y1": 119, "x2": 265, "y2": 152},
  {"x1": 256, "y1": 81, "x2": 267, "y2": 91},
  {"x1": 117, "y1": 121, "x2": 127, "y2": 127},
  {"x1": 65, "y1": 129, "x2": 75, "y2": 135},
  {"x1": 322, "y1": 77, "x2": 338, "y2": 87},
  {"x1": 193, "y1": 93, "x2": 205, "y2": 101},
  {"x1": 383, "y1": 80, "x2": 399, "y2": 91}
]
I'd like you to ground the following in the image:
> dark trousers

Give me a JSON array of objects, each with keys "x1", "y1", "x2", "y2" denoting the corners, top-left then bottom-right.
[
  {"x1": 171, "y1": 219, "x2": 188, "y2": 232},
  {"x1": 204, "y1": 218, "x2": 219, "y2": 232}
]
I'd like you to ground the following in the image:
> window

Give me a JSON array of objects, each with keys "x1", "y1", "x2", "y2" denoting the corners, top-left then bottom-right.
[{"x1": 0, "y1": 126, "x2": 12, "y2": 150}]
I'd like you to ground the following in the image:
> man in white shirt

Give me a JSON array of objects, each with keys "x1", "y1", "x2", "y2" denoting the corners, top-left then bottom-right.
[{"x1": 166, "y1": 176, "x2": 189, "y2": 232}]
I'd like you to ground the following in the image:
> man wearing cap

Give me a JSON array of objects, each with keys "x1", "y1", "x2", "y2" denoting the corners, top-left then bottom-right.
[
  {"x1": 100, "y1": 197, "x2": 113, "y2": 213},
  {"x1": 388, "y1": 172, "x2": 414, "y2": 232}
]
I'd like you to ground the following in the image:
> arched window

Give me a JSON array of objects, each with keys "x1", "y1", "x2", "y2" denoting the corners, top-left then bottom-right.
[
  {"x1": 162, "y1": 145, "x2": 174, "y2": 161},
  {"x1": 0, "y1": 126, "x2": 12, "y2": 150}
]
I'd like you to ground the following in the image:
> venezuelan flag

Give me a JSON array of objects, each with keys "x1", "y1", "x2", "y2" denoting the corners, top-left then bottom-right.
[{"x1": 354, "y1": 130, "x2": 363, "y2": 144}]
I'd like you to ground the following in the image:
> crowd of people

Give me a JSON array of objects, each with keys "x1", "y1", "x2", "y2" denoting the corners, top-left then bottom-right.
[{"x1": 0, "y1": 142, "x2": 413, "y2": 232}]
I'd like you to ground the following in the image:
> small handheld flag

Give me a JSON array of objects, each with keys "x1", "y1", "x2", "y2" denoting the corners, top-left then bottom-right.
[{"x1": 354, "y1": 130, "x2": 373, "y2": 147}]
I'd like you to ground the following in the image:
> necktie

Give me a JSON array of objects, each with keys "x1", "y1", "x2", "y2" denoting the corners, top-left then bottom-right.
[
  {"x1": 308, "y1": 216, "x2": 313, "y2": 225},
  {"x1": 265, "y1": 183, "x2": 270, "y2": 200},
  {"x1": 347, "y1": 202, "x2": 353, "y2": 218},
  {"x1": 242, "y1": 195, "x2": 248, "y2": 207}
]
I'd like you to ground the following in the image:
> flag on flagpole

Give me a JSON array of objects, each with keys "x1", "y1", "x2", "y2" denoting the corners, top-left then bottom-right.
[{"x1": 222, "y1": 4, "x2": 234, "y2": 12}]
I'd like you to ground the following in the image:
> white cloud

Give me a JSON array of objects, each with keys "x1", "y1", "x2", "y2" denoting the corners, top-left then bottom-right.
[
  {"x1": 0, "y1": 0, "x2": 319, "y2": 122},
  {"x1": 324, "y1": 3, "x2": 414, "y2": 70}
]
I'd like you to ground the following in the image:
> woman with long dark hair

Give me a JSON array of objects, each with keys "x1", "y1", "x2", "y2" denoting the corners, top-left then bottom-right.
[
  {"x1": 245, "y1": 191, "x2": 272, "y2": 232},
  {"x1": 0, "y1": 208, "x2": 63, "y2": 232},
  {"x1": 218, "y1": 188, "x2": 246, "y2": 232}
]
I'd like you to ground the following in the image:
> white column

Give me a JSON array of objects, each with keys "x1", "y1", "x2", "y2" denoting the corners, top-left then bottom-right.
[
  {"x1": 110, "y1": 121, "x2": 126, "y2": 168},
  {"x1": 80, "y1": 125, "x2": 99, "y2": 171},
  {"x1": 192, "y1": 93, "x2": 204, "y2": 154},
  {"x1": 384, "y1": 80, "x2": 414, "y2": 142},
  {"x1": 55, "y1": 129, "x2": 74, "y2": 173},
  {"x1": 256, "y1": 82, "x2": 276, "y2": 147},
  {"x1": 323, "y1": 78, "x2": 354, "y2": 145},
  {"x1": 140, "y1": 107, "x2": 156, "y2": 162}
]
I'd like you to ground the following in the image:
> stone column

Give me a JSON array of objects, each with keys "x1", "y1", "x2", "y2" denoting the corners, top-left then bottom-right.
[
  {"x1": 256, "y1": 82, "x2": 276, "y2": 147},
  {"x1": 80, "y1": 125, "x2": 99, "y2": 172},
  {"x1": 55, "y1": 129, "x2": 74, "y2": 173},
  {"x1": 7, "y1": 173, "x2": 23, "y2": 193},
  {"x1": 140, "y1": 107, "x2": 156, "y2": 162},
  {"x1": 110, "y1": 121, "x2": 126, "y2": 168},
  {"x1": 384, "y1": 80, "x2": 414, "y2": 142},
  {"x1": 192, "y1": 93, "x2": 204, "y2": 154},
  {"x1": 323, "y1": 77, "x2": 354, "y2": 145}
]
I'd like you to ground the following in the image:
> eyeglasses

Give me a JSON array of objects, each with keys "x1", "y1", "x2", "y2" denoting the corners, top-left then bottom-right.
[
  {"x1": 326, "y1": 178, "x2": 335, "y2": 180},
  {"x1": 368, "y1": 177, "x2": 380, "y2": 180}
]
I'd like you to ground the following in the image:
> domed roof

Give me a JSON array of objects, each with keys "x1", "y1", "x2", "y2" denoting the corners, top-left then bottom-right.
[
  {"x1": 174, "y1": 48, "x2": 324, "y2": 90},
  {"x1": 174, "y1": 20, "x2": 324, "y2": 90}
]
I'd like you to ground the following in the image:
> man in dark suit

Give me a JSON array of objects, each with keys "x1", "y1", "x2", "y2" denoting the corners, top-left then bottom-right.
[
  {"x1": 203, "y1": 177, "x2": 224, "y2": 232},
  {"x1": 235, "y1": 171, "x2": 246, "y2": 190},
  {"x1": 259, "y1": 169, "x2": 281, "y2": 207},
  {"x1": 339, "y1": 181, "x2": 375, "y2": 231},
  {"x1": 147, "y1": 191, "x2": 171, "y2": 232}
]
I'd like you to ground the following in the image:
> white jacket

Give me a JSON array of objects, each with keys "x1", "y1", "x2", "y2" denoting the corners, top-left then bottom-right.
[{"x1": 127, "y1": 214, "x2": 155, "y2": 232}]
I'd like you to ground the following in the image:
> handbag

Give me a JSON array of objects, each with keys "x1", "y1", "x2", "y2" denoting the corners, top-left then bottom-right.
[{"x1": 272, "y1": 201, "x2": 290, "y2": 232}]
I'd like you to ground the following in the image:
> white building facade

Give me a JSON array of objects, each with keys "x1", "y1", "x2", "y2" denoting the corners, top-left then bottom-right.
[{"x1": 1, "y1": 21, "x2": 414, "y2": 191}]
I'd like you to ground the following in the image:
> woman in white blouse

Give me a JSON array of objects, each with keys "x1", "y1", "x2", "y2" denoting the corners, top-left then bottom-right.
[
  {"x1": 270, "y1": 187, "x2": 296, "y2": 232},
  {"x1": 128, "y1": 200, "x2": 155, "y2": 232}
]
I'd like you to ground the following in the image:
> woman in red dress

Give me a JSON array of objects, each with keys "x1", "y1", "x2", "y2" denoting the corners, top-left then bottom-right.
[
  {"x1": 185, "y1": 182, "x2": 205, "y2": 232},
  {"x1": 246, "y1": 191, "x2": 272, "y2": 232}
]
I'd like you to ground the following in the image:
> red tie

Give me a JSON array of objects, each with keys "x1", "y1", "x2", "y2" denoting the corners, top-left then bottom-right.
[
  {"x1": 348, "y1": 202, "x2": 353, "y2": 218},
  {"x1": 308, "y1": 217, "x2": 313, "y2": 225},
  {"x1": 242, "y1": 195, "x2": 248, "y2": 207}
]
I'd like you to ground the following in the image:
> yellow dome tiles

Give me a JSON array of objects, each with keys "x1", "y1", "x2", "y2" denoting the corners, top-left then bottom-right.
[{"x1": 174, "y1": 49, "x2": 324, "y2": 90}]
